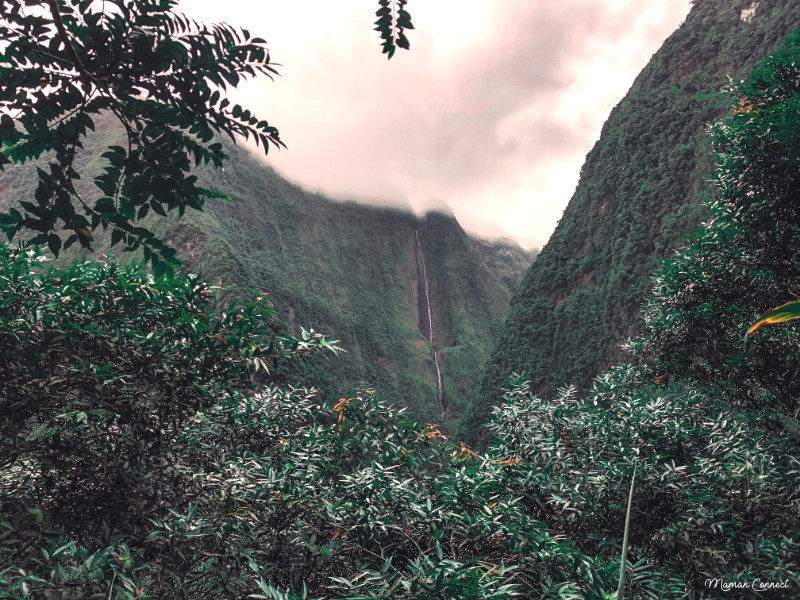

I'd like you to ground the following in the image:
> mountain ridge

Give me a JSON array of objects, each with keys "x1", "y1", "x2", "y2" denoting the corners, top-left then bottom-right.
[
  {"x1": 0, "y1": 134, "x2": 534, "y2": 427},
  {"x1": 463, "y1": 0, "x2": 800, "y2": 443},
  {"x1": 162, "y1": 153, "x2": 533, "y2": 426}
]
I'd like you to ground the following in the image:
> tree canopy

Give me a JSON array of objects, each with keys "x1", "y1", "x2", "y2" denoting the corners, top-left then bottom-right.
[
  {"x1": 632, "y1": 28, "x2": 800, "y2": 421},
  {"x1": 0, "y1": 0, "x2": 413, "y2": 275}
]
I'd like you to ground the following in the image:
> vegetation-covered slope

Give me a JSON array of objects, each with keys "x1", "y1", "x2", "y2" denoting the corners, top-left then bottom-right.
[
  {"x1": 176, "y1": 148, "x2": 532, "y2": 425},
  {"x1": 0, "y1": 134, "x2": 532, "y2": 426},
  {"x1": 465, "y1": 0, "x2": 800, "y2": 442}
]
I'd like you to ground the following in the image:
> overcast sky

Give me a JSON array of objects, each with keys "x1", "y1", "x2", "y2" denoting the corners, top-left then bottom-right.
[{"x1": 181, "y1": 1, "x2": 691, "y2": 249}]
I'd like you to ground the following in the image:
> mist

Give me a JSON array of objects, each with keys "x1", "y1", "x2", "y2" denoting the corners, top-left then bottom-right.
[{"x1": 182, "y1": 0, "x2": 690, "y2": 249}]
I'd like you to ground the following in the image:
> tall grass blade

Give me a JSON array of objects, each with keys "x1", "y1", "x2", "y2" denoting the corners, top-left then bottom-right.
[{"x1": 616, "y1": 464, "x2": 637, "y2": 600}]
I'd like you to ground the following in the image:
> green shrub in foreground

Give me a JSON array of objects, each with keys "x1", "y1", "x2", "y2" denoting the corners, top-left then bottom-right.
[
  {"x1": 633, "y1": 29, "x2": 800, "y2": 419},
  {"x1": 485, "y1": 368, "x2": 800, "y2": 598},
  {"x1": 3, "y1": 249, "x2": 798, "y2": 599},
  {"x1": 2, "y1": 379, "x2": 617, "y2": 598},
  {"x1": 0, "y1": 246, "x2": 604, "y2": 599}
]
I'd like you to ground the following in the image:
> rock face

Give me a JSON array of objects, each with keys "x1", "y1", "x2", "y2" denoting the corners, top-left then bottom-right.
[
  {"x1": 0, "y1": 120, "x2": 531, "y2": 429},
  {"x1": 462, "y1": 0, "x2": 800, "y2": 444},
  {"x1": 154, "y1": 144, "x2": 531, "y2": 427}
]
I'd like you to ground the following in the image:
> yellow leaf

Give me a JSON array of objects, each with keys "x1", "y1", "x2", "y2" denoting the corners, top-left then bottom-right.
[
  {"x1": 74, "y1": 226, "x2": 93, "y2": 242},
  {"x1": 745, "y1": 300, "x2": 800, "y2": 346}
]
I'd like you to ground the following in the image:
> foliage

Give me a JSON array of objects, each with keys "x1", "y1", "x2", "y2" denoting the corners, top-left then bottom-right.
[
  {"x1": 0, "y1": 245, "x2": 649, "y2": 599},
  {"x1": 746, "y1": 300, "x2": 800, "y2": 345},
  {"x1": 7, "y1": 336, "x2": 798, "y2": 598},
  {"x1": 375, "y1": 0, "x2": 414, "y2": 59},
  {"x1": 632, "y1": 28, "x2": 800, "y2": 419},
  {"x1": 484, "y1": 368, "x2": 800, "y2": 598},
  {"x1": 1, "y1": 375, "x2": 624, "y2": 599},
  {"x1": 0, "y1": 243, "x2": 338, "y2": 543},
  {"x1": 0, "y1": 0, "x2": 412, "y2": 275},
  {"x1": 0, "y1": 0, "x2": 286, "y2": 274},
  {"x1": 468, "y1": 0, "x2": 800, "y2": 445}
]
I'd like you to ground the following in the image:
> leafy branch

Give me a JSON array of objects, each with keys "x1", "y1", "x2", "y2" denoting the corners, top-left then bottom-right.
[{"x1": 375, "y1": 0, "x2": 414, "y2": 59}]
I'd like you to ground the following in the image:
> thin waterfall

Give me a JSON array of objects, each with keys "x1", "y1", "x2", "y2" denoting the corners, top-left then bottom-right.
[{"x1": 414, "y1": 230, "x2": 444, "y2": 415}]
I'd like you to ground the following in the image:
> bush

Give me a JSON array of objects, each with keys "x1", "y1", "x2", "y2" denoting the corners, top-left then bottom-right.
[
  {"x1": 633, "y1": 29, "x2": 800, "y2": 419},
  {"x1": 0, "y1": 244, "x2": 339, "y2": 596},
  {"x1": 485, "y1": 368, "x2": 800, "y2": 598}
]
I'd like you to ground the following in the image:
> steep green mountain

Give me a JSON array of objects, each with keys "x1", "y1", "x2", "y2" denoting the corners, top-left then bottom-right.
[
  {"x1": 468, "y1": 237, "x2": 538, "y2": 292},
  {"x1": 5, "y1": 5, "x2": 800, "y2": 597},
  {"x1": 0, "y1": 136, "x2": 532, "y2": 427},
  {"x1": 463, "y1": 0, "x2": 800, "y2": 442}
]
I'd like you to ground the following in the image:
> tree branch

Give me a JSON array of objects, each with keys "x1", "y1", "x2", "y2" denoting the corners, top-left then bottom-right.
[{"x1": 45, "y1": 0, "x2": 87, "y2": 75}]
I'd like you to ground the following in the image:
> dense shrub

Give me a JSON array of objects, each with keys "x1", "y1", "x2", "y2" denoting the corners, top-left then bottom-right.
[
  {"x1": 633, "y1": 28, "x2": 800, "y2": 419},
  {"x1": 0, "y1": 245, "x2": 338, "y2": 597},
  {"x1": 486, "y1": 369, "x2": 800, "y2": 598}
]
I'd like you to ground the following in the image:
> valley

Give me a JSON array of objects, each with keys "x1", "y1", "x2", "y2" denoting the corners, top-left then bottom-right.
[
  {"x1": 0, "y1": 137, "x2": 536, "y2": 427},
  {"x1": 3, "y1": 1, "x2": 800, "y2": 597}
]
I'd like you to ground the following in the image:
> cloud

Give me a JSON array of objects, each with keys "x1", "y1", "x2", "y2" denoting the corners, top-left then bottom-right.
[{"x1": 182, "y1": 0, "x2": 690, "y2": 249}]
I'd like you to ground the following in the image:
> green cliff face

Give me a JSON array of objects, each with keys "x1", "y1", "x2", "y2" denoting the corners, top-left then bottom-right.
[
  {"x1": 0, "y1": 136, "x2": 531, "y2": 427},
  {"x1": 179, "y1": 150, "x2": 533, "y2": 425},
  {"x1": 464, "y1": 0, "x2": 800, "y2": 443}
]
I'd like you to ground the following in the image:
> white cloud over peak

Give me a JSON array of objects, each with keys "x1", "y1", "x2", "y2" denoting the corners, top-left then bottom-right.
[{"x1": 182, "y1": 0, "x2": 690, "y2": 249}]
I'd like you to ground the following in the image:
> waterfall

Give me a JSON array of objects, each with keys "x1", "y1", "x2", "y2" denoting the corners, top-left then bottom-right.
[{"x1": 414, "y1": 231, "x2": 444, "y2": 416}]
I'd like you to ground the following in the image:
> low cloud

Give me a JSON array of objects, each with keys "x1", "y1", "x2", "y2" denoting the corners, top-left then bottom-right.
[{"x1": 183, "y1": 0, "x2": 689, "y2": 249}]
